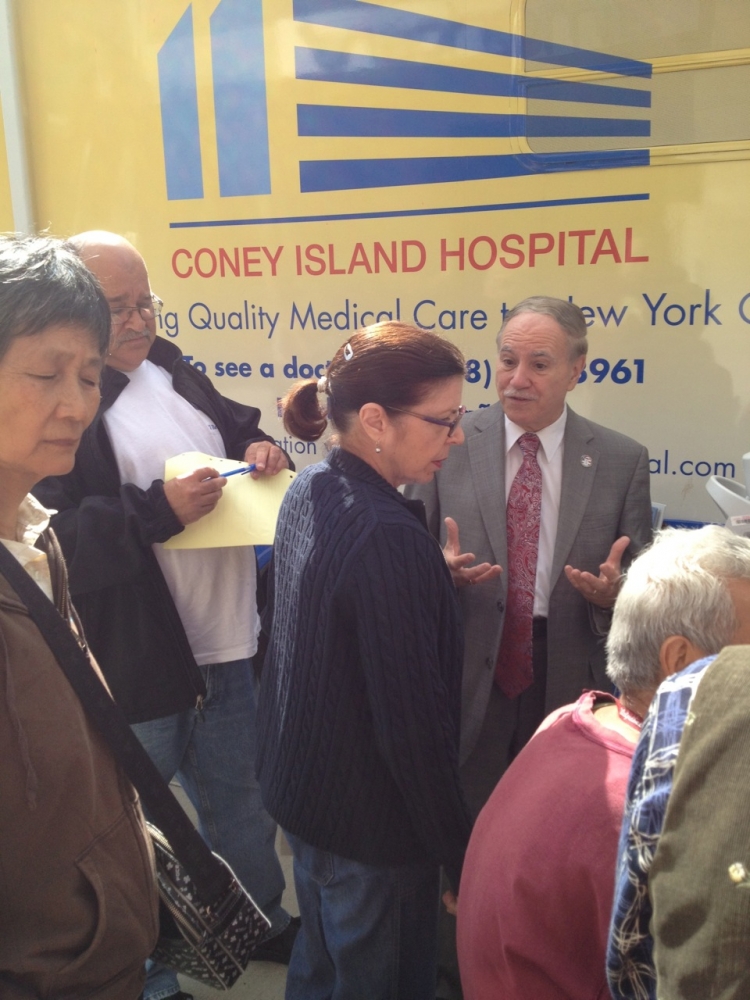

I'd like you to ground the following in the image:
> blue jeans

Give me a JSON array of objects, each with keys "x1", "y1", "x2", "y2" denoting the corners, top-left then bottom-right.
[
  {"x1": 133, "y1": 659, "x2": 288, "y2": 1000},
  {"x1": 285, "y1": 833, "x2": 440, "y2": 1000}
]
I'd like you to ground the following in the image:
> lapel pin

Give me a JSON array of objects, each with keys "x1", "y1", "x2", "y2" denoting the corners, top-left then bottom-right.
[{"x1": 581, "y1": 454, "x2": 593, "y2": 468}]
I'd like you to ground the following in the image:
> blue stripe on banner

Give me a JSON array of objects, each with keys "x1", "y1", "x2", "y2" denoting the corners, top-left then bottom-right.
[
  {"x1": 157, "y1": 7, "x2": 204, "y2": 201},
  {"x1": 211, "y1": 0, "x2": 271, "y2": 196},
  {"x1": 169, "y1": 192, "x2": 650, "y2": 228},
  {"x1": 295, "y1": 48, "x2": 651, "y2": 109},
  {"x1": 298, "y1": 105, "x2": 650, "y2": 138},
  {"x1": 299, "y1": 149, "x2": 651, "y2": 192},
  {"x1": 292, "y1": 0, "x2": 651, "y2": 79}
]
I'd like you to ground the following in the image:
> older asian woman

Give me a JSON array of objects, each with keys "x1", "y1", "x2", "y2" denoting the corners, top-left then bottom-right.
[
  {"x1": 0, "y1": 235, "x2": 158, "y2": 999},
  {"x1": 257, "y1": 322, "x2": 475, "y2": 1000}
]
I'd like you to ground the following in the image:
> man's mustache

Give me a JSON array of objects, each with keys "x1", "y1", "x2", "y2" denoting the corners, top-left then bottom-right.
[
  {"x1": 113, "y1": 329, "x2": 150, "y2": 343},
  {"x1": 503, "y1": 389, "x2": 538, "y2": 400}
]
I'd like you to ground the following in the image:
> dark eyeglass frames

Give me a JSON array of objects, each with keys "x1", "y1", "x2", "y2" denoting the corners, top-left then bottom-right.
[{"x1": 387, "y1": 404, "x2": 466, "y2": 436}]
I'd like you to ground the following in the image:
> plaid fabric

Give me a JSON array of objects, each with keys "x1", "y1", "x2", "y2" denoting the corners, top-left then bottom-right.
[{"x1": 606, "y1": 654, "x2": 717, "y2": 1000}]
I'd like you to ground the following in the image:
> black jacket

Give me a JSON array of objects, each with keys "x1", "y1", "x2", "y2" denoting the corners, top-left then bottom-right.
[
  {"x1": 35, "y1": 337, "x2": 281, "y2": 722},
  {"x1": 257, "y1": 449, "x2": 472, "y2": 890}
]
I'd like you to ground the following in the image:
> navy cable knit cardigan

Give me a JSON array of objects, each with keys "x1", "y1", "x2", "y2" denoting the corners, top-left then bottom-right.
[{"x1": 257, "y1": 447, "x2": 473, "y2": 889}]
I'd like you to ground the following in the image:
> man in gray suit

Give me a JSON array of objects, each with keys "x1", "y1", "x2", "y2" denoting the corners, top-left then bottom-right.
[{"x1": 409, "y1": 296, "x2": 652, "y2": 814}]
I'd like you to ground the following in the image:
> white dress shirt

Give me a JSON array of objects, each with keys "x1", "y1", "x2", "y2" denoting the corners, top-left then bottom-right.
[{"x1": 504, "y1": 408, "x2": 567, "y2": 617}]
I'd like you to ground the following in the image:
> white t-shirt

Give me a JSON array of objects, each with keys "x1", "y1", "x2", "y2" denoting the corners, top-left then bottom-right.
[{"x1": 103, "y1": 360, "x2": 257, "y2": 664}]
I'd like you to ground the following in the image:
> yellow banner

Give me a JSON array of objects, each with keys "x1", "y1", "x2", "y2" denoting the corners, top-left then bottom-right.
[{"x1": 6, "y1": 0, "x2": 750, "y2": 522}]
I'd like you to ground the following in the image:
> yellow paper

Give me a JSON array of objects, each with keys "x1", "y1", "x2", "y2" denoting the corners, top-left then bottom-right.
[{"x1": 162, "y1": 452, "x2": 295, "y2": 549}]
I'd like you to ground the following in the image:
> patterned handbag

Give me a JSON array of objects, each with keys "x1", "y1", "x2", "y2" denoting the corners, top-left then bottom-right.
[
  {"x1": 148, "y1": 824, "x2": 269, "y2": 989},
  {"x1": 0, "y1": 542, "x2": 271, "y2": 991}
]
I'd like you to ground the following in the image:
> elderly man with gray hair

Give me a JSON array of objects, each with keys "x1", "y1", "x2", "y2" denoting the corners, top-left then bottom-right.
[
  {"x1": 607, "y1": 526, "x2": 750, "y2": 1000},
  {"x1": 457, "y1": 525, "x2": 750, "y2": 1000}
]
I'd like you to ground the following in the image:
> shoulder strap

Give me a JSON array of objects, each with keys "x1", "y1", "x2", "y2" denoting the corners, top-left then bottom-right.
[{"x1": 0, "y1": 541, "x2": 231, "y2": 905}]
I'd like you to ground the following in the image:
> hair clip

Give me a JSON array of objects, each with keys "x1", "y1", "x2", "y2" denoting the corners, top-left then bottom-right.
[{"x1": 343, "y1": 342, "x2": 354, "y2": 361}]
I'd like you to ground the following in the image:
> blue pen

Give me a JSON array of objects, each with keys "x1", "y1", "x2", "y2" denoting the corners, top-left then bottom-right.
[
  {"x1": 202, "y1": 464, "x2": 255, "y2": 481},
  {"x1": 222, "y1": 464, "x2": 256, "y2": 477}
]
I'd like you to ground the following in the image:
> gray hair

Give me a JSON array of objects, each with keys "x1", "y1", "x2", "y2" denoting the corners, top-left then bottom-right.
[
  {"x1": 606, "y1": 526, "x2": 750, "y2": 695},
  {"x1": 496, "y1": 296, "x2": 588, "y2": 359},
  {"x1": 0, "y1": 234, "x2": 110, "y2": 361}
]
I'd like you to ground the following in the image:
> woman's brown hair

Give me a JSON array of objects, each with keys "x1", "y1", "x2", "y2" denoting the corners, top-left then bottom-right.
[{"x1": 283, "y1": 322, "x2": 465, "y2": 442}]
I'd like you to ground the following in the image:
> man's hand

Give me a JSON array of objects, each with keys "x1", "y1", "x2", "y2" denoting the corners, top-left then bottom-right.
[
  {"x1": 443, "y1": 516, "x2": 503, "y2": 588},
  {"x1": 244, "y1": 441, "x2": 289, "y2": 478},
  {"x1": 443, "y1": 890, "x2": 458, "y2": 916},
  {"x1": 163, "y1": 467, "x2": 225, "y2": 526},
  {"x1": 564, "y1": 535, "x2": 630, "y2": 608}
]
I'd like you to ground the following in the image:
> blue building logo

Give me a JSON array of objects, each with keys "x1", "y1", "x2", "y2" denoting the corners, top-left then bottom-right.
[{"x1": 158, "y1": 0, "x2": 651, "y2": 202}]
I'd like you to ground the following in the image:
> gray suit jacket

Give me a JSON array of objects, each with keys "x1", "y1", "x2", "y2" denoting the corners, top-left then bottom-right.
[{"x1": 409, "y1": 402, "x2": 652, "y2": 764}]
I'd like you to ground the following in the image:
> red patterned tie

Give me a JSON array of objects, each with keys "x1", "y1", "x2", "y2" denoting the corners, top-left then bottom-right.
[{"x1": 495, "y1": 432, "x2": 542, "y2": 698}]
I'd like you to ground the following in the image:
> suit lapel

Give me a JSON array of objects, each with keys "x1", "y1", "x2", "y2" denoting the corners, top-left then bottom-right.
[
  {"x1": 550, "y1": 408, "x2": 598, "y2": 585},
  {"x1": 467, "y1": 405, "x2": 508, "y2": 569}
]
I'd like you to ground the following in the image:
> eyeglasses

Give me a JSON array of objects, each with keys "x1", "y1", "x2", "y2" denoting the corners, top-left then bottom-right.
[
  {"x1": 387, "y1": 404, "x2": 466, "y2": 436},
  {"x1": 110, "y1": 293, "x2": 163, "y2": 327}
]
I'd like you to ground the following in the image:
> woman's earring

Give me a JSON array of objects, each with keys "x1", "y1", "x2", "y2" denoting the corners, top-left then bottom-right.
[{"x1": 375, "y1": 443, "x2": 382, "y2": 454}]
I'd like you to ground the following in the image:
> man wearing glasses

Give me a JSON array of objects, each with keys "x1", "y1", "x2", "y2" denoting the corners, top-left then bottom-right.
[{"x1": 35, "y1": 231, "x2": 297, "y2": 1000}]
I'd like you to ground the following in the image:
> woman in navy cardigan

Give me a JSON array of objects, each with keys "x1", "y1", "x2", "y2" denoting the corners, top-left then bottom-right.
[{"x1": 257, "y1": 322, "x2": 474, "y2": 1000}]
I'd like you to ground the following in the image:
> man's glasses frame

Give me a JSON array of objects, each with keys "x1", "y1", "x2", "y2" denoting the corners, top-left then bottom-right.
[{"x1": 110, "y1": 293, "x2": 164, "y2": 327}]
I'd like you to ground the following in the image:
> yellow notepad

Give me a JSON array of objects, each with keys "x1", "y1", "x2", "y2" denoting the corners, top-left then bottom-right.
[{"x1": 161, "y1": 451, "x2": 295, "y2": 549}]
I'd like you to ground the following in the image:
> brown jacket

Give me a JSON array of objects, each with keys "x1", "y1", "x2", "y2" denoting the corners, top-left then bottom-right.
[{"x1": 0, "y1": 530, "x2": 159, "y2": 999}]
